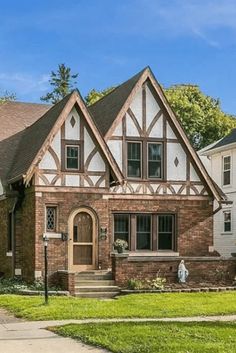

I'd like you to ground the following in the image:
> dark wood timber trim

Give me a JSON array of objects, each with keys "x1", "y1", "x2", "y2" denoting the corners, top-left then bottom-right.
[
  {"x1": 61, "y1": 139, "x2": 83, "y2": 173},
  {"x1": 127, "y1": 108, "x2": 143, "y2": 137},
  {"x1": 146, "y1": 110, "x2": 163, "y2": 137},
  {"x1": 142, "y1": 83, "x2": 146, "y2": 134}
]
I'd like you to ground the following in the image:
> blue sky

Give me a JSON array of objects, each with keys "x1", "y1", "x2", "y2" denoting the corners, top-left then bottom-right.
[{"x1": 1, "y1": 0, "x2": 236, "y2": 114}]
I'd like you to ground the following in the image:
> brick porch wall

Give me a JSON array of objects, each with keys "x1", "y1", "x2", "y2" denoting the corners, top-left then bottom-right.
[{"x1": 112, "y1": 254, "x2": 236, "y2": 287}]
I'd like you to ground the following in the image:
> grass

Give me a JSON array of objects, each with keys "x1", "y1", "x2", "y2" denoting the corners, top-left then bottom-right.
[
  {"x1": 0, "y1": 292, "x2": 236, "y2": 320},
  {"x1": 52, "y1": 321, "x2": 236, "y2": 353}
]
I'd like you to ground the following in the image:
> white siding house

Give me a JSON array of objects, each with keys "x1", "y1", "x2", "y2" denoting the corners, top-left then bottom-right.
[{"x1": 199, "y1": 131, "x2": 236, "y2": 257}]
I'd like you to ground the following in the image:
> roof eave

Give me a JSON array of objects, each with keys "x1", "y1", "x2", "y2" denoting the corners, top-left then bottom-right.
[{"x1": 202, "y1": 142, "x2": 236, "y2": 156}]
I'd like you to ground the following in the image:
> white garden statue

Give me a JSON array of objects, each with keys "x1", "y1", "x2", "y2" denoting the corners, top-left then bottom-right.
[{"x1": 178, "y1": 260, "x2": 189, "y2": 283}]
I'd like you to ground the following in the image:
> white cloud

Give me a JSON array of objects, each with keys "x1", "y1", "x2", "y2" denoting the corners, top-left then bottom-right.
[{"x1": 0, "y1": 72, "x2": 50, "y2": 96}]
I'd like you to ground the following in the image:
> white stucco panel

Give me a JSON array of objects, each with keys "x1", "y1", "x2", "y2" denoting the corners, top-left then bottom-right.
[
  {"x1": 44, "y1": 174, "x2": 57, "y2": 184},
  {"x1": 107, "y1": 140, "x2": 122, "y2": 170},
  {"x1": 89, "y1": 175, "x2": 101, "y2": 186},
  {"x1": 84, "y1": 127, "x2": 95, "y2": 161},
  {"x1": 167, "y1": 143, "x2": 186, "y2": 181},
  {"x1": 112, "y1": 122, "x2": 123, "y2": 136},
  {"x1": 126, "y1": 113, "x2": 140, "y2": 137},
  {"x1": 190, "y1": 163, "x2": 201, "y2": 182},
  {"x1": 88, "y1": 151, "x2": 105, "y2": 172},
  {"x1": 166, "y1": 121, "x2": 177, "y2": 139},
  {"x1": 149, "y1": 114, "x2": 163, "y2": 138},
  {"x1": 129, "y1": 87, "x2": 142, "y2": 127},
  {"x1": 65, "y1": 107, "x2": 80, "y2": 140},
  {"x1": 146, "y1": 85, "x2": 160, "y2": 129},
  {"x1": 39, "y1": 150, "x2": 57, "y2": 170},
  {"x1": 51, "y1": 130, "x2": 61, "y2": 160},
  {"x1": 65, "y1": 175, "x2": 80, "y2": 187}
]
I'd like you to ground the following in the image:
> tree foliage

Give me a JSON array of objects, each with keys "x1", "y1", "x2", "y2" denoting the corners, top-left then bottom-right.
[
  {"x1": 85, "y1": 86, "x2": 115, "y2": 106},
  {"x1": 41, "y1": 63, "x2": 78, "y2": 104},
  {"x1": 165, "y1": 84, "x2": 236, "y2": 149},
  {"x1": 0, "y1": 91, "x2": 16, "y2": 103}
]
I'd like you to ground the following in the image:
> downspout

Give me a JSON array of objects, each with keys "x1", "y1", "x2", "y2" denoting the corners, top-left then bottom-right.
[{"x1": 10, "y1": 197, "x2": 18, "y2": 278}]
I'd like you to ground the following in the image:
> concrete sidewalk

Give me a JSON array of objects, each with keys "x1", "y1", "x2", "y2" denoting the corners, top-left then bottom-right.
[
  {"x1": 0, "y1": 309, "x2": 108, "y2": 353},
  {"x1": 1, "y1": 311, "x2": 236, "y2": 353}
]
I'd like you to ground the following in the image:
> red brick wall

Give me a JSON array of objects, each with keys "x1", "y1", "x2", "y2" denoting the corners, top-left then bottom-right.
[
  {"x1": 33, "y1": 194, "x2": 214, "y2": 278},
  {"x1": 112, "y1": 255, "x2": 236, "y2": 287}
]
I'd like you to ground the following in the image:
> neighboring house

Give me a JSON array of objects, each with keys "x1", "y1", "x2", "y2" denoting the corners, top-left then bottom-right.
[
  {"x1": 200, "y1": 130, "x2": 236, "y2": 257},
  {"x1": 0, "y1": 67, "x2": 234, "y2": 293}
]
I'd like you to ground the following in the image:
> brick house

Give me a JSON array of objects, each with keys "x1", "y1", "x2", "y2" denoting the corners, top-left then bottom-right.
[{"x1": 0, "y1": 67, "x2": 235, "y2": 294}]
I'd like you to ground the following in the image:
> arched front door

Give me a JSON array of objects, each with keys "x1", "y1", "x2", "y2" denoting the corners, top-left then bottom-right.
[{"x1": 68, "y1": 208, "x2": 97, "y2": 271}]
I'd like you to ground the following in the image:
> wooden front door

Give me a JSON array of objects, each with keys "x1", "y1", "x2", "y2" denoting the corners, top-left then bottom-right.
[{"x1": 69, "y1": 210, "x2": 97, "y2": 271}]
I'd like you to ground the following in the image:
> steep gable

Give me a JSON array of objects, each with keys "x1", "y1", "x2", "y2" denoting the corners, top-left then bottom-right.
[
  {"x1": 5, "y1": 90, "x2": 123, "y2": 187},
  {"x1": 90, "y1": 67, "x2": 225, "y2": 202}
]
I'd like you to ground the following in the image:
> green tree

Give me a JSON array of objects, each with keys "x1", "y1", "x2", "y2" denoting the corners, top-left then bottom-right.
[
  {"x1": 0, "y1": 90, "x2": 16, "y2": 103},
  {"x1": 41, "y1": 63, "x2": 78, "y2": 104},
  {"x1": 85, "y1": 86, "x2": 115, "y2": 106},
  {"x1": 165, "y1": 84, "x2": 236, "y2": 149}
]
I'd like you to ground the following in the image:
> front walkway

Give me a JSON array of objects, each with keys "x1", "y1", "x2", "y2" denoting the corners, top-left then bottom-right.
[
  {"x1": 1, "y1": 309, "x2": 236, "y2": 353},
  {"x1": 0, "y1": 309, "x2": 108, "y2": 353}
]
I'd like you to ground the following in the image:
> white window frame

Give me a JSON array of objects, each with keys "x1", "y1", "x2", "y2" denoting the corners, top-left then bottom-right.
[
  {"x1": 222, "y1": 155, "x2": 231, "y2": 187},
  {"x1": 223, "y1": 210, "x2": 232, "y2": 234},
  {"x1": 65, "y1": 144, "x2": 80, "y2": 170}
]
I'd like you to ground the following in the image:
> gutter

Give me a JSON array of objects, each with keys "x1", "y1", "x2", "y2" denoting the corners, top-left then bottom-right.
[{"x1": 213, "y1": 200, "x2": 233, "y2": 215}]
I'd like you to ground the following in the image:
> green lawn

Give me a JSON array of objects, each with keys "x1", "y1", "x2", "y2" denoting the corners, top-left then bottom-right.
[
  {"x1": 52, "y1": 322, "x2": 236, "y2": 353},
  {"x1": 0, "y1": 292, "x2": 236, "y2": 320}
]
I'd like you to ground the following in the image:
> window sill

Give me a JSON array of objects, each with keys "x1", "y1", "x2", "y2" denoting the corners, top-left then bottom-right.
[
  {"x1": 129, "y1": 251, "x2": 179, "y2": 257},
  {"x1": 43, "y1": 232, "x2": 62, "y2": 239},
  {"x1": 6, "y1": 252, "x2": 12, "y2": 257},
  {"x1": 221, "y1": 232, "x2": 233, "y2": 236}
]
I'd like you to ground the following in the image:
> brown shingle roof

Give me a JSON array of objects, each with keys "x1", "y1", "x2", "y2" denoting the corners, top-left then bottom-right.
[
  {"x1": 0, "y1": 101, "x2": 51, "y2": 141},
  {"x1": 7, "y1": 93, "x2": 73, "y2": 182},
  {"x1": 88, "y1": 67, "x2": 147, "y2": 136}
]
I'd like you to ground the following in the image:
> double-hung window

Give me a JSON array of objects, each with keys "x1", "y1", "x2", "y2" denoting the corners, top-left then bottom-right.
[
  {"x1": 127, "y1": 141, "x2": 163, "y2": 179},
  {"x1": 66, "y1": 145, "x2": 79, "y2": 170},
  {"x1": 148, "y1": 143, "x2": 162, "y2": 178},
  {"x1": 223, "y1": 156, "x2": 231, "y2": 186},
  {"x1": 114, "y1": 214, "x2": 130, "y2": 246},
  {"x1": 127, "y1": 142, "x2": 141, "y2": 178},
  {"x1": 136, "y1": 215, "x2": 151, "y2": 250},
  {"x1": 223, "y1": 211, "x2": 231, "y2": 233},
  {"x1": 158, "y1": 214, "x2": 174, "y2": 250}
]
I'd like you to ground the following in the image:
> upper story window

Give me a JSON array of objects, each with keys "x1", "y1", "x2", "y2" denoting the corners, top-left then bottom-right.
[
  {"x1": 148, "y1": 143, "x2": 162, "y2": 178},
  {"x1": 66, "y1": 145, "x2": 79, "y2": 169},
  {"x1": 127, "y1": 141, "x2": 163, "y2": 179},
  {"x1": 127, "y1": 142, "x2": 141, "y2": 178},
  {"x1": 223, "y1": 155, "x2": 231, "y2": 186},
  {"x1": 223, "y1": 210, "x2": 231, "y2": 233}
]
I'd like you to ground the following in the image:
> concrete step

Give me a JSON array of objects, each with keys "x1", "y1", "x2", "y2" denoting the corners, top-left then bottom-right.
[
  {"x1": 75, "y1": 291, "x2": 120, "y2": 298},
  {"x1": 76, "y1": 271, "x2": 113, "y2": 281},
  {"x1": 75, "y1": 280, "x2": 115, "y2": 286},
  {"x1": 75, "y1": 285, "x2": 119, "y2": 293}
]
